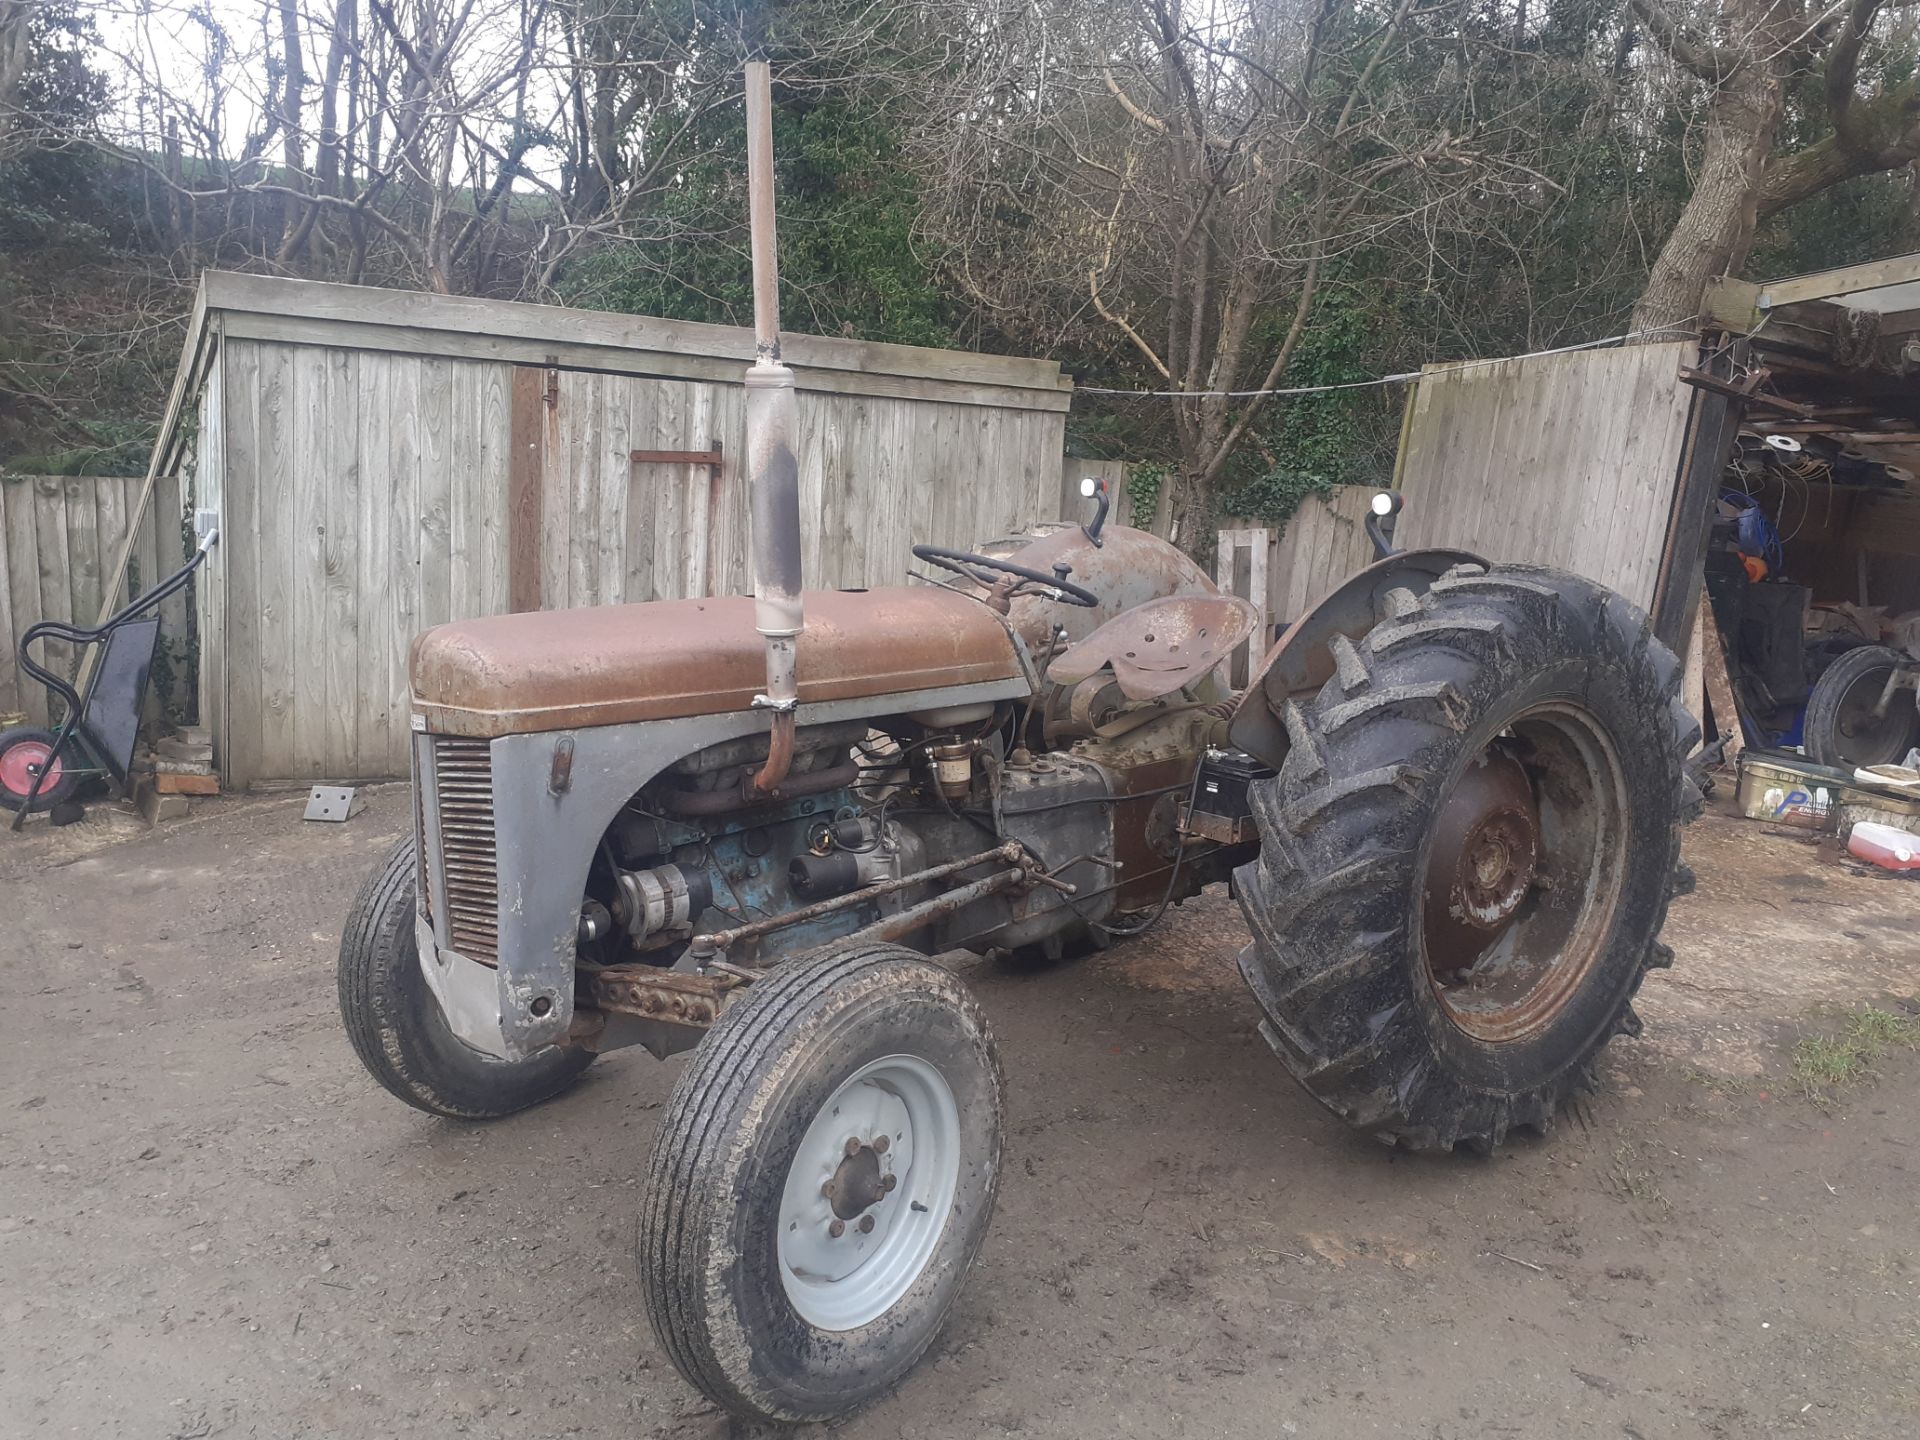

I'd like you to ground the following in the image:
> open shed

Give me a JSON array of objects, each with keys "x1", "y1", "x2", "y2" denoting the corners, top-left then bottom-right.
[
  {"x1": 135, "y1": 273, "x2": 1074, "y2": 789},
  {"x1": 1379, "y1": 250, "x2": 1920, "y2": 754}
]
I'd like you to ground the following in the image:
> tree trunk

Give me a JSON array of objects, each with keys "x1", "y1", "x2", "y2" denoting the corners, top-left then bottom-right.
[
  {"x1": 0, "y1": 0, "x2": 30, "y2": 148},
  {"x1": 1631, "y1": 61, "x2": 1784, "y2": 333}
]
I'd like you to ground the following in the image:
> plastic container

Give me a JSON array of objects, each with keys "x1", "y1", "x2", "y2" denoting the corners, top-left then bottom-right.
[
  {"x1": 1848, "y1": 821, "x2": 1920, "y2": 872},
  {"x1": 1736, "y1": 752, "x2": 1842, "y2": 831}
]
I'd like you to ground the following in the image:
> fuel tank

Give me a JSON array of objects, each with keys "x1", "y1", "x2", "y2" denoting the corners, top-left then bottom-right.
[{"x1": 978, "y1": 522, "x2": 1222, "y2": 650}]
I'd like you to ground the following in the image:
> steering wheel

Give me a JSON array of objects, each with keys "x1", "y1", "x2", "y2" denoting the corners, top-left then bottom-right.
[{"x1": 911, "y1": 544, "x2": 1101, "y2": 608}]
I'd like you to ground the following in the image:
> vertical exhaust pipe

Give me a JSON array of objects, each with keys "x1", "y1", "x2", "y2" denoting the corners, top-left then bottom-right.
[{"x1": 742, "y1": 58, "x2": 803, "y2": 797}]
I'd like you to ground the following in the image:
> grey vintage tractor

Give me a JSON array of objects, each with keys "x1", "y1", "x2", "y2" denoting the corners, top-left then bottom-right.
[{"x1": 335, "y1": 64, "x2": 1699, "y2": 1427}]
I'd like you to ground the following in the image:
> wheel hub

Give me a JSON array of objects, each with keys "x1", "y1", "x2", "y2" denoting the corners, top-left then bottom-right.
[
  {"x1": 0, "y1": 740, "x2": 60, "y2": 797},
  {"x1": 1424, "y1": 747, "x2": 1539, "y2": 971},
  {"x1": 822, "y1": 1135, "x2": 897, "y2": 1220}
]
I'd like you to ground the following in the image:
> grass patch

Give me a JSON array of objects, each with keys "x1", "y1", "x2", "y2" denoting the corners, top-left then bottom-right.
[
  {"x1": 1681, "y1": 1067, "x2": 1753, "y2": 1096},
  {"x1": 1609, "y1": 1139, "x2": 1670, "y2": 1212},
  {"x1": 1791, "y1": 1004, "x2": 1920, "y2": 1106}
]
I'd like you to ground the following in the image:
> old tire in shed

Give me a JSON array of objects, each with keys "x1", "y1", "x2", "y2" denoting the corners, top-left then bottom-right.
[
  {"x1": 1803, "y1": 644, "x2": 1920, "y2": 772},
  {"x1": 640, "y1": 941, "x2": 1002, "y2": 1424},
  {"x1": 1235, "y1": 563, "x2": 1700, "y2": 1152},
  {"x1": 337, "y1": 835, "x2": 593, "y2": 1119}
]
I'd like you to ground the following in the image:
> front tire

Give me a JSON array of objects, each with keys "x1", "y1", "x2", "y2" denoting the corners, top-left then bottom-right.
[
  {"x1": 640, "y1": 941, "x2": 1003, "y2": 1423},
  {"x1": 337, "y1": 835, "x2": 593, "y2": 1119},
  {"x1": 1236, "y1": 564, "x2": 1700, "y2": 1152}
]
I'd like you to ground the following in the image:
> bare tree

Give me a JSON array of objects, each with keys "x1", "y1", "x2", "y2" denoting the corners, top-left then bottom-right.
[{"x1": 917, "y1": 0, "x2": 1556, "y2": 544}]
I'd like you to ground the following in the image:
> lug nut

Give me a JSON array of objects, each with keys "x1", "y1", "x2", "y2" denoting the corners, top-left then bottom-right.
[
  {"x1": 880, "y1": 1173, "x2": 897, "y2": 1193},
  {"x1": 820, "y1": 1181, "x2": 835, "y2": 1199},
  {"x1": 845, "y1": 1137, "x2": 862, "y2": 1158},
  {"x1": 872, "y1": 1135, "x2": 890, "y2": 1154},
  {"x1": 857, "y1": 1215, "x2": 875, "y2": 1234},
  {"x1": 829, "y1": 1219, "x2": 846, "y2": 1238}
]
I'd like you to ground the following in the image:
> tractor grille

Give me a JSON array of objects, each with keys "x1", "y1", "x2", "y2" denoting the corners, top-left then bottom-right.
[
  {"x1": 432, "y1": 737, "x2": 499, "y2": 963},
  {"x1": 414, "y1": 770, "x2": 433, "y2": 926}
]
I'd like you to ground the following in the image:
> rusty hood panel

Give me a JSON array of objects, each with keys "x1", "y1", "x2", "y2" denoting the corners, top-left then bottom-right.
[{"x1": 411, "y1": 587, "x2": 1027, "y2": 737}]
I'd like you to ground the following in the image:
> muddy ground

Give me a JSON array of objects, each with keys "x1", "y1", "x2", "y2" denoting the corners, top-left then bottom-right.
[{"x1": 2, "y1": 787, "x2": 1917, "y2": 1440}]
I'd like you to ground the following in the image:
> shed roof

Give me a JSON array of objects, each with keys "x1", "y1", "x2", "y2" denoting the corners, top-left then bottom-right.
[
  {"x1": 180, "y1": 270, "x2": 1073, "y2": 410},
  {"x1": 1705, "y1": 251, "x2": 1920, "y2": 341}
]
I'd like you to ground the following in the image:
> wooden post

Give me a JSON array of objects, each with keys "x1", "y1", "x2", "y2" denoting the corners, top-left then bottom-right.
[
  {"x1": 1681, "y1": 603, "x2": 1705, "y2": 756},
  {"x1": 507, "y1": 365, "x2": 546, "y2": 612},
  {"x1": 1698, "y1": 591, "x2": 1745, "y2": 765},
  {"x1": 1214, "y1": 528, "x2": 1270, "y2": 691}
]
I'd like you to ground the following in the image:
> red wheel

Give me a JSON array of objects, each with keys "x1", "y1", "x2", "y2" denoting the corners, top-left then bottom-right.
[{"x1": 0, "y1": 727, "x2": 79, "y2": 813}]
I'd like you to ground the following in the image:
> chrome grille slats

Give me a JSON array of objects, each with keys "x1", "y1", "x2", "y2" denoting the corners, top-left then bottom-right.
[{"x1": 431, "y1": 737, "x2": 499, "y2": 963}]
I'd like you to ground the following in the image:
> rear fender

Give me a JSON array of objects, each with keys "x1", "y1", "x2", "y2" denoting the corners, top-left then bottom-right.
[{"x1": 1228, "y1": 548, "x2": 1484, "y2": 769}]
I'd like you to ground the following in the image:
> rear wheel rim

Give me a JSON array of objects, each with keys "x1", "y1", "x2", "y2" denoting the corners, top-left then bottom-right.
[
  {"x1": 0, "y1": 740, "x2": 62, "y2": 799},
  {"x1": 1419, "y1": 703, "x2": 1628, "y2": 1044},
  {"x1": 777, "y1": 1054, "x2": 960, "y2": 1331}
]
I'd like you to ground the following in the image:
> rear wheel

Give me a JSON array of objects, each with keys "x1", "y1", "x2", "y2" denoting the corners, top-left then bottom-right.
[
  {"x1": 1235, "y1": 564, "x2": 1699, "y2": 1152},
  {"x1": 640, "y1": 941, "x2": 1003, "y2": 1423},
  {"x1": 1804, "y1": 645, "x2": 1919, "y2": 771}
]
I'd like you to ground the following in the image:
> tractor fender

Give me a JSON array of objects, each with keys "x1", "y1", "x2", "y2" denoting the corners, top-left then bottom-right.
[{"x1": 1227, "y1": 547, "x2": 1485, "y2": 769}]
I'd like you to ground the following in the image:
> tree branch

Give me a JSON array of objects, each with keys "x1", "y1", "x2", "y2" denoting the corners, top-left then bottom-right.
[{"x1": 1627, "y1": 0, "x2": 1741, "y2": 82}]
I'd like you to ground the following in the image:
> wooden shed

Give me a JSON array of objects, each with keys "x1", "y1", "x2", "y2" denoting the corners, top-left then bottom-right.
[{"x1": 138, "y1": 273, "x2": 1074, "y2": 789}]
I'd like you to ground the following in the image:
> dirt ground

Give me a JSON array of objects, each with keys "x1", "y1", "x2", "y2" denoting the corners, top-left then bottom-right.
[{"x1": 2, "y1": 786, "x2": 1918, "y2": 1440}]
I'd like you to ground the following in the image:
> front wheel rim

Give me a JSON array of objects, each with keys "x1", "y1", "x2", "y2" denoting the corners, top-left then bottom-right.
[{"x1": 777, "y1": 1054, "x2": 960, "y2": 1331}]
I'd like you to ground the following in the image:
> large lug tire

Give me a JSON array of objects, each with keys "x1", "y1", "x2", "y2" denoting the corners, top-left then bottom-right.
[
  {"x1": 640, "y1": 941, "x2": 1003, "y2": 1424},
  {"x1": 1804, "y1": 644, "x2": 1920, "y2": 771},
  {"x1": 1235, "y1": 563, "x2": 1701, "y2": 1153},
  {"x1": 337, "y1": 835, "x2": 593, "y2": 1119},
  {"x1": 0, "y1": 727, "x2": 80, "y2": 813}
]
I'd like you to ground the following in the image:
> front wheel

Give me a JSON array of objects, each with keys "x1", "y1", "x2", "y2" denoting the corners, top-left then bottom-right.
[
  {"x1": 1236, "y1": 564, "x2": 1700, "y2": 1152},
  {"x1": 0, "y1": 727, "x2": 79, "y2": 813},
  {"x1": 337, "y1": 835, "x2": 593, "y2": 1119},
  {"x1": 640, "y1": 941, "x2": 1003, "y2": 1424}
]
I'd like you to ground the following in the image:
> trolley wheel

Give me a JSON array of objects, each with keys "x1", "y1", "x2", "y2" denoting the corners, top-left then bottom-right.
[
  {"x1": 0, "y1": 727, "x2": 79, "y2": 814},
  {"x1": 337, "y1": 835, "x2": 593, "y2": 1119},
  {"x1": 640, "y1": 940, "x2": 1003, "y2": 1423}
]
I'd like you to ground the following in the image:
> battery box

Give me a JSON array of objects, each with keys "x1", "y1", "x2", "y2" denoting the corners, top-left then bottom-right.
[{"x1": 1185, "y1": 748, "x2": 1276, "y2": 845}]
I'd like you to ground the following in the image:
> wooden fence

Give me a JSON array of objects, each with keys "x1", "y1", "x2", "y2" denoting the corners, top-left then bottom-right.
[
  {"x1": 0, "y1": 472, "x2": 189, "y2": 727},
  {"x1": 1393, "y1": 341, "x2": 1697, "y2": 614},
  {"x1": 1212, "y1": 486, "x2": 1382, "y2": 685}
]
